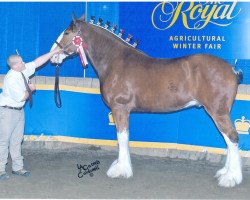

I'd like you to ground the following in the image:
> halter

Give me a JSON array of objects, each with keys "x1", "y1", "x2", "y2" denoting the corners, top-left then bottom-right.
[
  {"x1": 53, "y1": 29, "x2": 89, "y2": 108},
  {"x1": 54, "y1": 64, "x2": 62, "y2": 108},
  {"x1": 54, "y1": 29, "x2": 89, "y2": 67}
]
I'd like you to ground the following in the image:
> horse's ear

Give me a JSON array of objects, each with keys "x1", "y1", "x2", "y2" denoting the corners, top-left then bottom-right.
[
  {"x1": 72, "y1": 12, "x2": 77, "y2": 24},
  {"x1": 79, "y1": 14, "x2": 86, "y2": 22}
]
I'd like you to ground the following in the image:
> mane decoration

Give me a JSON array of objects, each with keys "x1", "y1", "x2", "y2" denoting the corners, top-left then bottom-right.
[{"x1": 89, "y1": 16, "x2": 139, "y2": 48}]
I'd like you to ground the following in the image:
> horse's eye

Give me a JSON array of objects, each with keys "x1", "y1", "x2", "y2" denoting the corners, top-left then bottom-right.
[{"x1": 64, "y1": 32, "x2": 69, "y2": 35}]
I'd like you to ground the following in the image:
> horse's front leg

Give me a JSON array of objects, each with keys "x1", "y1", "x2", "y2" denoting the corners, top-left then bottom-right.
[{"x1": 107, "y1": 108, "x2": 133, "y2": 178}]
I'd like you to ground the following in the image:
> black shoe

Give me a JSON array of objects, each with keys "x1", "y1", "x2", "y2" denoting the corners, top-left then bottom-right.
[
  {"x1": 12, "y1": 169, "x2": 30, "y2": 177},
  {"x1": 0, "y1": 171, "x2": 10, "y2": 180}
]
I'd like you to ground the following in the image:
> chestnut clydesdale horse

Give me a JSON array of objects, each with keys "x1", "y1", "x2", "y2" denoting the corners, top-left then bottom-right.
[{"x1": 50, "y1": 14, "x2": 243, "y2": 188}]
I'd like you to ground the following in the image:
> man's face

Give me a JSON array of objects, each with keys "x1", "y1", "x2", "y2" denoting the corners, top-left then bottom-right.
[{"x1": 11, "y1": 57, "x2": 25, "y2": 72}]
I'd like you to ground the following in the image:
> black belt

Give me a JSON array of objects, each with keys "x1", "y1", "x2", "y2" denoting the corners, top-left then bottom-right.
[{"x1": 2, "y1": 106, "x2": 23, "y2": 110}]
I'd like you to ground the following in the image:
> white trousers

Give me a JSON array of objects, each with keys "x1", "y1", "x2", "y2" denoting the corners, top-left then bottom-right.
[{"x1": 0, "y1": 107, "x2": 24, "y2": 172}]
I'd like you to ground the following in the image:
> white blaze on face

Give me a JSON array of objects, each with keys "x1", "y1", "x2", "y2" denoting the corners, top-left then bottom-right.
[{"x1": 50, "y1": 30, "x2": 67, "y2": 64}]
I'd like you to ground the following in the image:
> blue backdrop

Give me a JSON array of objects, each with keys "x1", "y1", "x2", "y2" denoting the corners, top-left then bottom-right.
[
  {"x1": 1, "y1": 2, "x2": 250, "y2": 151},
  {"x1": 21, "y1": 90, "x2": 250, "y2": 151},
  {"x1": 1, "y1": 2, "x2": 250, "y2": 83}
]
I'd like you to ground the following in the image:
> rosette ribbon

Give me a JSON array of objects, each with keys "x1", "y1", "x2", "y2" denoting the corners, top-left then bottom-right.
[{"x1": 72, "y1": 36, "x2": 88, "y2": 67}]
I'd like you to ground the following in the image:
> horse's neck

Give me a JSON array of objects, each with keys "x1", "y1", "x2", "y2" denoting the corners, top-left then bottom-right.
[{"x1": 84, "y1": 25, "x2": 128, "y2": 80}]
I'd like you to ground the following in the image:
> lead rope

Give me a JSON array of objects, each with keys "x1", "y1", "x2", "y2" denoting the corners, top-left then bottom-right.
[{"x1": 54, "y1": 64, "x2": 62, "y2": 108}]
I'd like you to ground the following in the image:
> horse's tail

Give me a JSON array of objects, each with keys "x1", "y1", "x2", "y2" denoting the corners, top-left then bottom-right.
[
  {"x1": 233, "y1": 59, "x2": 243, "y2": 84},
  {"x1": 236, "y1": 69, "x2": 243, "y2": 84}
]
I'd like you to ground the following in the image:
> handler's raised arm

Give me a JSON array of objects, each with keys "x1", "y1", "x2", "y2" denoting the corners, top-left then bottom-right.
[{"x1": 33, "y1": 49, "x2": 61, "y2": 68}]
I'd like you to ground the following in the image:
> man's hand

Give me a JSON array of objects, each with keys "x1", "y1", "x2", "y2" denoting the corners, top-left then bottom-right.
[{"x1": 28, "y1": 83, "x2": 36, "y2": 92}]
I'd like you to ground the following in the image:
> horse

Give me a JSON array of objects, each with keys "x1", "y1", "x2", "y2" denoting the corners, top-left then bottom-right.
[{"x1": 50, "y1": 14, "x2": 243, "y2": 188}]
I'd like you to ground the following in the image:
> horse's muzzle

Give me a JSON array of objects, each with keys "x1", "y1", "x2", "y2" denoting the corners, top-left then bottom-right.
[{"x1": 50, "y1": 53, "x2": 67, "y2": 64}]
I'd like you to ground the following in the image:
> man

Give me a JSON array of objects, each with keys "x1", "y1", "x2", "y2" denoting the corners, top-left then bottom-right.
[{"x1": 0, "y1": 49, "x2": 61, "y2": 180}]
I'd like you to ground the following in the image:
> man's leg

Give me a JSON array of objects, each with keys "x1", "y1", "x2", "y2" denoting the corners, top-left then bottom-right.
[
  {"x1": 9, "y1": 109, "x2": 24, "y2": 172},
  {"x1": 0, "y1": 107, "x2": 15, "y2": 178}
]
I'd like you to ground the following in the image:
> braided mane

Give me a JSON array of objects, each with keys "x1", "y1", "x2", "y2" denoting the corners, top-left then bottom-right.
[{"x1": 89, "y1": 16, "x2": 139, "y2": 49}]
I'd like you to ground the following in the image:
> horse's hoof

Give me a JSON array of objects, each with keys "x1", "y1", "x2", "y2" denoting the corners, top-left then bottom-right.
[
  {"x1": 107, "y1": 159, "x2": 133, "y2": 178},
  {"x1": 215, "y1": 167, "x2": 228, "y2": 178},
  {"x1": 217, "y1": 170, "x2": 242, "y2": 187}
]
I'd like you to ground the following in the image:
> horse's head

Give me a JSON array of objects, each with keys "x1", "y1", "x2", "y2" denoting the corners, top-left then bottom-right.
[{"x1": 50, "y1": 14, "x2": 86, "y2": 64}]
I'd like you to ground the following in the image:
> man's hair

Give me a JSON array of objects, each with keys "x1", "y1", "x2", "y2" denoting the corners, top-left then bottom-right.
[{"x1": 7, "y1": 55, "x2": 21, "y2": 67}]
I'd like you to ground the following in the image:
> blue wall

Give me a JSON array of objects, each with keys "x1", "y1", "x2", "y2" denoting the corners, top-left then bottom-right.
[
  {"x1": 0, "y1": 2, "x2": 86, "y2": 77},
  {"x1": 1, "y1": 2, "x2": 250, "y2": 151},
  {"x1": 1, "y1": 2, "x2": 250, "y2": 83},
  {"x1": 22, "y1": 90, "x2": 250, "y2": 151},
  {"x1": 0, "y1": 85, "x2": 249, "y2": 150}
]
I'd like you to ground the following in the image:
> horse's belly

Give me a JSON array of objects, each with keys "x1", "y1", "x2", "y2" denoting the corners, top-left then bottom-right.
[{"x1": 133, "y1": 97, "x2": 201, "y2": 113}]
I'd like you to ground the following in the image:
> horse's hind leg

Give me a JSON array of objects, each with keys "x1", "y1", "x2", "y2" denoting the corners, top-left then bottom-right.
[
  {"x1": 106, "y1": 108, "x2": 133, "y2": 178},
  {"x1": 206, "y1": 110, "x2": 242, "y2": 187}
]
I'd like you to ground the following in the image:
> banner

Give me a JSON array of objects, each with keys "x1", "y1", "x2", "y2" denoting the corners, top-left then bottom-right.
[
  {"x1": 120, "y1": 2, "x2": 249, "y2": 59},
  {"x1": 118, "y1": 2, "x2": 250, "y2": 84},
  {"x1": 1, "y1": 2, "x2": 250, "y2": 83}
]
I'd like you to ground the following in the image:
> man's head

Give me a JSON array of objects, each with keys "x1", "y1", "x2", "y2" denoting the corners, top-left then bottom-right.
[{"x1": 7, "y1": 55, "x2": 25, "y2": 72}]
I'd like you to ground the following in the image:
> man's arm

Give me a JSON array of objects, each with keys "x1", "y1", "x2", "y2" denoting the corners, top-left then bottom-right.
[{"x1": 33, "y1": 49, "x2": 61, "y2": 68}]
